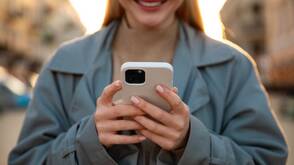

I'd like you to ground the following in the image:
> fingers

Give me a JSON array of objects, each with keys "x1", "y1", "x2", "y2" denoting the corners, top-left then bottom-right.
[
  {"x1": 139, "y1": 129, "x2": 175, "y2": 151},
  {"x1": 156, "y1": 85, "x2": 187, "y2": 114},
  {"x1": 95, "y1": 104, "x2": 145, "y2": 120},
  {"x1": 130, "y1": 96, "x2": 177, "y2": 127},
  {"x1": 134, "y1": 116, "x2": 179, "y2": 139},
  {"x1": 99, "y1": 134, "x2": 146, "y2": 146},
  {"x1": 172, "y1": 87, "x2": 178, "y2": 94},
  {"x1": 97, "y1": 120, "x2": 144, "y2": 132},
  {"x1": 97, "y1": 80, "x2": 122, "y2": 106}
]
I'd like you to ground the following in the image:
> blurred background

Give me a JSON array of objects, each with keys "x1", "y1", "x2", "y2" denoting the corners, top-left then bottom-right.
[{"x1": 0, "y1": 0, "x2": 293, "y2": 164}]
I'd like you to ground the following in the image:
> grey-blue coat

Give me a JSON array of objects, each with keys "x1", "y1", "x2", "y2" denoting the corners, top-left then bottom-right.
[{"x1": 9, "y1": 21, "x2": 288, "y2": 165}]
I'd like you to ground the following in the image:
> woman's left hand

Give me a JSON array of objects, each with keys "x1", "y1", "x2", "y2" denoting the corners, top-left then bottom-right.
[{"x1": 131, "y1": 85, "x2": 190, "y2": 151}]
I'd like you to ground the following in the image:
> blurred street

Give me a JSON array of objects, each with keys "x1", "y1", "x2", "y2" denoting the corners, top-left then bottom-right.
[
  {"x1": 0, "y1": 110, "x2": 24, "y2": 165},
  {"x1": 0, "y1": 92, "x2": 294, "y2": 165},
  {"x1": 270, "y1": 93, "x2": 294, "y2": 165},
  {"x1": 1, "y1": 0, "x2": 293, "y2": 164}
]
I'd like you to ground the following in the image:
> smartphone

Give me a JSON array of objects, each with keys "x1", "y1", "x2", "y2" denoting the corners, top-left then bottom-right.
[{"x1": 113, "y1": 62, "x2": 173, "y2": 111}]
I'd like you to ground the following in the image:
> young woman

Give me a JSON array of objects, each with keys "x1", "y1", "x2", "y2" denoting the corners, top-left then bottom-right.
[{"x1": 9, "y1": 0, "x2": 288, "y2": 164}]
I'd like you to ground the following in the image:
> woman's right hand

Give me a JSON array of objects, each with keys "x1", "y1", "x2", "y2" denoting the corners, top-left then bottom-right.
[{"x1": 94, "y1": 80, "x2": 146, "y2": 148}]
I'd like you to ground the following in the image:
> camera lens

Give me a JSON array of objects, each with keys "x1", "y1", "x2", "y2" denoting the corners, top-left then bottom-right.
[{"x1": 125, "y1": 69, "x2": 145, "y2": 84}]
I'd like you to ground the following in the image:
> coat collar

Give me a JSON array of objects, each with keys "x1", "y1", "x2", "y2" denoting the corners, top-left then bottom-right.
[
  {"x1": 47, "y1": 21, "x2": 117, "y2": 74},
  {"x1": 48, "y1": 20, "x2": 234, "y2": 74},
  {"x1": 49, "y1": 20, "x2": 235, "y2": 113}
]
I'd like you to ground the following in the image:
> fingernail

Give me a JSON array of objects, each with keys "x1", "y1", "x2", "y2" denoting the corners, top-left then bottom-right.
[
  {"x1": 114, "y1": 80, "x2": 121, "y2": 87},
  {"x1": 131, "y1": 96, "x2": 140, "y2": 104},
  {"x1": 156, "y1": 85, "x2": 164, "y2": 93},
  {"x1": 139, "y1": 136, "x2": 146, "y2": 141},
  {"x1": 174, "y1": 87, "x2": 178, "y2": 93}
]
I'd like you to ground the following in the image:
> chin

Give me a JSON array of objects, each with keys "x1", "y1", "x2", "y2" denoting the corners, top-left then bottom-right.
[
  {"x1": 140, "y1": 20, "x2": 164, "y2": 28},
  {"x1": 135, "y1": 14, "x2": 171, "y2": 29}
]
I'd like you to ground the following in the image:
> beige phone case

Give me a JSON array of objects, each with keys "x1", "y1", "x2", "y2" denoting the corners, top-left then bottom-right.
[{"x1": 113, "y1": 62, "x2": 173, "y2": 111}]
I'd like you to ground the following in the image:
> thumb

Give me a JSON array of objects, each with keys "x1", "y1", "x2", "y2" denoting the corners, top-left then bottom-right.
[{"x1": 97, "y1": 80, "x2": 122, "y2": 106}]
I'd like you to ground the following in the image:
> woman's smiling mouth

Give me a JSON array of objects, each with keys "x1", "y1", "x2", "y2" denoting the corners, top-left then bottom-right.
[{"x1": 136, "y1": 0, "x2": 167, "y2": 11}]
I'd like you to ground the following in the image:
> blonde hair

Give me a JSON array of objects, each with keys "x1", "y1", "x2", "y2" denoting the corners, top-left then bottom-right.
[{"x1": 102, "y1": 0, "x2": 204, "y2": 32}]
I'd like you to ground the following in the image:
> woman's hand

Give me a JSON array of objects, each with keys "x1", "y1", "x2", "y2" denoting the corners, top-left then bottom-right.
[
  {"x1": 131, "y1": 85, "x2": 190, "y2": 151},
  {"x1": 94, "y1": 80, "x2": 146, "y2": 148}
]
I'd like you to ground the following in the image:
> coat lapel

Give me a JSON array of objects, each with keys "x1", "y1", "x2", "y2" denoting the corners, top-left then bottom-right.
[
  {"x1": 67, "y1": 22, "x2": 118, "y2": 122},
  {"x1": 173, "y1": 23, "x2": 211, "y2": 113}
]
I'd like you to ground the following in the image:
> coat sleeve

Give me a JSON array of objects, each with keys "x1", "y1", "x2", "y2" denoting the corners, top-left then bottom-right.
[
  {"x1": 8, "y1": 66, "x2": 118, "y2": 165},
  {"x1": 176, "y1": 54, "x2": 287, "y2": 164}
]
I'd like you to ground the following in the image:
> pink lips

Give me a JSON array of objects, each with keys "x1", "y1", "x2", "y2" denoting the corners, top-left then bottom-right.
[{"x1": 136, "y1": 0, "x2": 166, "y2": 12}]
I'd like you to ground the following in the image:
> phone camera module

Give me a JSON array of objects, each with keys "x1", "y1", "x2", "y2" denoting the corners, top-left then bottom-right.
[{"x1": 125, "y1": 69, "x2": 145, "y2": 84}]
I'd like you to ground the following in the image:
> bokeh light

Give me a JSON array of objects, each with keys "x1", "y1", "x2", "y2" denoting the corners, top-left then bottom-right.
[
  {"x1": 69, "y1": 0, "x2": 107, "y2": 34},
  {"x1": 198, "y1": 0, "x2": 227, "y2": 40}
]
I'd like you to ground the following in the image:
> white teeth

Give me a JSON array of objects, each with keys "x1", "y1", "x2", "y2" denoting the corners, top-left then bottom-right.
[{"x1": 139, "y1": 0, "x2": 162, "y2": 7}]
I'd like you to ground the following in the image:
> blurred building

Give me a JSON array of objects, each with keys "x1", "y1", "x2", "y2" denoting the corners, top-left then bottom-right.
[
  {"x1": 0, "y1": 0, "x2": 85, "y2": 91},
  {"x1": 221, "y1": 0, "x2": 265, "y2": 59},
  {"x1": 264, "y1": 0, "x2": 294, "y2": 90},
  {"x1": 0, "y1": 0, "x2": 85, "y2": 63},
  {"x1": 221, "y1": 0, "x2": 294, "y2": 90}
]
